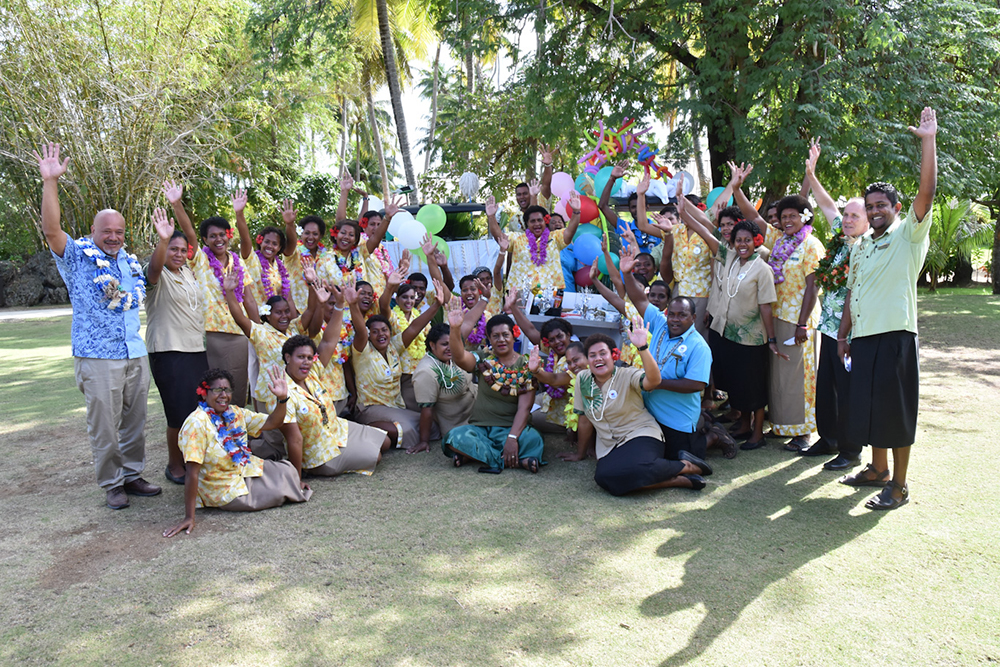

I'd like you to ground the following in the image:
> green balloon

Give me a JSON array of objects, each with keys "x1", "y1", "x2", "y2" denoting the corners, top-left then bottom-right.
[
  {"x1": 598, "y1": 252, "x2": 620, "y2": 275},
  {"x1": 416, "y1": 204, "x2": 447, "y2": 235},
  {"x1": 431, "y1": 235, "x2": 450, "y2": 259},
  {"x1": 573, "y1": 223, "x2": 603, "y2": 241}
]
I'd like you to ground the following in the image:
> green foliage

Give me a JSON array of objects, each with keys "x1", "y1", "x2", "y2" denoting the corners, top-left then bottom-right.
[{"x1": 925, "y1": 199, "x2": 995, "y2": 290}]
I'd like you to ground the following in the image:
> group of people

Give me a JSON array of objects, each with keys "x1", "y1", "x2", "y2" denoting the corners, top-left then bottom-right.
[{"x1": 35, "y1": 106, "x2": 936, "y2": 531}]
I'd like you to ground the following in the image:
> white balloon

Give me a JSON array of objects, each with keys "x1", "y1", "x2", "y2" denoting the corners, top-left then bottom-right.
[
  {"x1": 388, "y1": 210, "x2": 415, "y2": 237},
  {"x1": 677, "y1": 170, "x2": 695, "y2": 196},
  {"x1": 395, "y1": 219, "x2": 426, "y2": 250},
  {"x1": 363, "y1": 196, "x2": 384, "y2": 216}
]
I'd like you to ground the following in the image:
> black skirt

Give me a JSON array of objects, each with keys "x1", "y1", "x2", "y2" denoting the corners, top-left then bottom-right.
[
  {"x1": 847, "y1": 330, "x2": 919, "y2": 449},
  {"x1": 149, "y1": 351, "x2": 210, "y2": 428},
  {"x1": 711, "y1": 331, "x2": 769, "y2": 412}
]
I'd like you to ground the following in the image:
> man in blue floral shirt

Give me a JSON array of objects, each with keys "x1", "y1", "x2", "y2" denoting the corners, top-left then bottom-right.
[{"x1": 36, "y1": 143, "x2": 159, "y2": 510}]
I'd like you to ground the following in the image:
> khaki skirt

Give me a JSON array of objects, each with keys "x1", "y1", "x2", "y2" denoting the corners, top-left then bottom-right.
[
  {"x1": 220, "y1": 460, "x2": 312, "y2": 511},
  {"x1": 304, "y1": 421, "x2": 386, "y2": 476}
]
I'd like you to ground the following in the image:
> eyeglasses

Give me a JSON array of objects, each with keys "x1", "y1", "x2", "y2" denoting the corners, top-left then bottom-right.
[{"x1": 208, "y1": 387, "x2": 233, "y2": 395}]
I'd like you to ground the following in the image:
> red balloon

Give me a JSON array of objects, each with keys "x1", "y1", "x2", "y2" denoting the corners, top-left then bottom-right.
[
  {"x1": 562, "y1": 195, "x2": 600, "y2": 224},
  {"x1": 574, "y1": 266, "x2": 594, "y2": 288}
]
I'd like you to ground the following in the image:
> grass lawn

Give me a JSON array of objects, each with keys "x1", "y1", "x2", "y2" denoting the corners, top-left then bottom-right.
[{"x1": 0, "y1": 291, "x2": 998, "y2": 666}]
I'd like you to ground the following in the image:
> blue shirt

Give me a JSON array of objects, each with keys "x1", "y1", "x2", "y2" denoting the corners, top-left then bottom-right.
[
  {"x1": 641, "y1": 306, "x2": 711, "y2": 432},
  {"x1": 617, "y1": 217, "x2": 662, "y2": 254},
  {"x1": 53, "y1": 232, "x2": 147, "y2": 360}
]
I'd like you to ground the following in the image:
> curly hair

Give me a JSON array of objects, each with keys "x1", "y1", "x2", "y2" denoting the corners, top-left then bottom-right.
[
  {"x1": 199, "y1": 216, "x2": 230, "y2": 240},
  {"x1": 281, "y1": 334, "x2": 317, "y2": 360},
  {"x1": 864, "y1": 181, "x2": 900, "y2": 206}
]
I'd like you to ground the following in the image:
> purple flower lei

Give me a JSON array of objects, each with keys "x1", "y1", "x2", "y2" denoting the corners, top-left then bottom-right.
[
  {"x1": 257, "y1": 250, "x2": 291, "y2": 299},
  {"x1": 768, "y1": 224, "x2": 813, "y2": 285},
  {"x1": 465, "y1": 305, "x2": 488, "y2": 346},
  {"x1": 526, "y1": 227, "x2": 550, "y2": 266},
  {"x1": 203, "y1": 247, "x2": 245, "y2": 302},
  {"x1": 543, "y1": 352, "x2": 566, "y2": 399}
]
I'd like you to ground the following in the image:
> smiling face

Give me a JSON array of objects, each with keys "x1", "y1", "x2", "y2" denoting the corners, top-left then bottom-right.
[
  {"x1": 357, "y1": 284, "x2": 375, "y2": 312},
  {"x1": 780, "y1": 207, "x2": 806, "y2": 237},
  {"x1": 363, "y1": 213, "x2": 382, "y2": 231},
  {"x1": 634, "y1": 254, "x2": 655, "y2": 282},
  {"x1": 335, "y1": 224, "x2": 358, "y2": 252},
  {"x1": 205, "y1": 377, "x2": 233, "y2": 412},
  {"x1": 733, "y1": 229, "x2": 755, "y2": 260},
  {"x1": 648, "y1": 284, "x2": 670, "y2": 311},
  {"x1": 268, "y1": 299, "x2": 293, "y2": 333},
  {"x1": 565, "y1": 346, "x2": 587, "y2": 374},
  {"x1": 301, "y1": 221, "x2": 322, "y2": 251},
  {"x1": 548, "y1": 214, "x2": 565, "y2": 231},
  {"x1": 410, "y1": 280, "x2": 427, "y2": 305},
  {"x1": 488, "y1": 323, "x2": 514, "y2": 355},
  {"x1": 719, "y1": 216, "x2": 738, "y2": 244},
  {"x1": 92, "y1": 210, "x2": 126, "y2": 256},
  {"x1": 368, "y1": 320, "x2": 392, "y2": 352},
  {"x1": 515, "y1": 185, "x2": 531, "y2": 211},
  {"x1": 587, "y1": 342, "x2": 615, "y2": 380},
  {"x1": 476, "y1": 271, "x2": 493, "y2": 292},
  {"x1": 284, "y1": 344, "x2": 315, "y2": 382},
  {"x1": 842, "y1": 199, "x2": 869, "y2": 238},
  {"x1": 397, "y1": 288, "x2": 416, "y2": 312},
  {"x1": 526, "y1": 211, "x2": 547, "y2": 237},
  {"x1": 259, "y1": 231, "x2": 282, "y2": 260},
  {"x1": 460, "y1": 280, "x2": 479, "y2": 309},
  {"x1": 667, "y1": 300, "x2": 695, "y2": 337},
  {"x1": 429, "y1": 336, "x2": 452, "y2": 362},
  {"x1": 766, "y1": 206, "x2": 780, "y2": 229},
  {"x1": 546, "y1": 328, "x2": 570, "y2": 356},
  {"x1": 865, "y1": 192, "x2": 901, "y2": 235},
  {"x1": 203, "y1": 225, "x2": 230, "y2": 258},
  {"x1": 166, "y1": 236, "x2": 188, "y2": 271}
]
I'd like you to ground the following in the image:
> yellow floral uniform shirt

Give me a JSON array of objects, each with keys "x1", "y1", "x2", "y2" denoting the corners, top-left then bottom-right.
[
  {"x1": 249, "y1": 320, "x2": 303, "y2": 406},
  {"x1": 310, "y1": 320, "x2": 351, "y2": 403},
  {"x1": 773, "y1": 234, "x2": 824, "y2": 327},
  {"x1": 318, "y1": 245, "x2": 387, "y2": 297},
  {"x1": 390, "y1": 306, "x2": 426, "y2": 374},
  {"x1": 284, "y1": 375, "x2": 356, "y2": 471},
  {"x1": 245, "y1": 251, "x2": 296, "y2": 312},
  {"x1": 619, "y1": 301, "x2": 647, "y2": 367},
  {"x1": 508, "y1": 230, "x2": 568, "y2": 291},
  {"x1": 179, "y1": 407, "x2": 268, "y2": 508},
  {"x1": 354, "y1": 335, "x2": 405, "y2": 409},
  {"x1": 671, "y1": 228, "x2": 713, "y2": 298},
  {"x1": 285, "y1": 245, "x2": 335, "y2": 314},
  {"x1": 538, "y1": 353, "x2": 570, "y2": 426},
  {"x1": 189, "y1": 249, "x2": 254, "y2": 335}
]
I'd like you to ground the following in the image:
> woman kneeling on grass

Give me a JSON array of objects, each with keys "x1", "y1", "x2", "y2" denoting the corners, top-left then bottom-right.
[
  {"x1": 163, "y1": 367, "x2": 310, "y2": 537},
  {"x1": 279, "y1": 334, "x2": 390, "y2": 477},
  {"x1": 559, "y1": 333, "x2": 714, "y2": 495},
  {"x1": 442, "y1": 310, "x2": 544, "y2": 474}
]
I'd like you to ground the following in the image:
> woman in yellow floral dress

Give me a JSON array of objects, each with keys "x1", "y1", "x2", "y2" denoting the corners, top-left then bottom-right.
[{"x1": 163, "y1": 366, "x2": 311, "y2": 538}]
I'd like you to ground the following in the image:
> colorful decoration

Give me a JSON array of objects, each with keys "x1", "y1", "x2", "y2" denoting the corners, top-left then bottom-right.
[
  {"x1": 577, "y1": 118, "x2": 673, "y2": 181},
  {"x1": 76, "y1": 238, "x2": 146, "y2": 312}
]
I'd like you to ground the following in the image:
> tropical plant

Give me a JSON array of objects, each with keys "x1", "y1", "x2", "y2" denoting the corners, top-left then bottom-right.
[{"x1": 924, "y1": 199, "x2": 995, "y2": 291}]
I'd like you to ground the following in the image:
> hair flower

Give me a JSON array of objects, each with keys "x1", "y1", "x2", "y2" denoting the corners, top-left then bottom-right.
[
  {"x1": 512, "y1": 325, "x2": 522, "y2": 338},
  {"x1": 255, "y1": 234, "x2": 264, "y2": 245},
  {"x1": 800, "y1": 209, "x2": 813, "y2": 223},
  {"x1": 196, "y1": 382, "x2": 209, "y2": 398},
  {"x1": 226, "y1": 228, "x2": 234, "y2": 239},
  {"x1": 754, "y1": 233, "x2": 764, "y2": 247},
  {"x1": 611, "y1": 348, "x2": 621, "y2": 361},
  {"x1": 259, "y1": 303, "x2": 272, "y2": 316}
]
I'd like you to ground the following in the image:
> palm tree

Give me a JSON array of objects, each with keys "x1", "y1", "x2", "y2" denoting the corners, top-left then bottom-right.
[{"x1": 925, "y1": 199, "x2": 994, "y2": 291}]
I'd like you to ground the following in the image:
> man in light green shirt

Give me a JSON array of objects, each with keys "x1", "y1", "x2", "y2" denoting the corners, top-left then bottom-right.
[{"x1": 836, "y1": 107, "x2": 938, "y2": 511}]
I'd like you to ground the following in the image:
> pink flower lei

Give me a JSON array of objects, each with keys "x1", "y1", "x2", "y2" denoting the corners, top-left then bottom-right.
[
  {"x1": 768, "y1": 223, "x2": 813, "y2": 285},
  {"x1": 203, "y1": 247, "x2": 245, "y2": 302},
  {"x1": 526, "y1": 227, "x2": 550, "y2": 266},
  {"x1": 543, "y1": 351, "x2": 567, "y2": 399},
  {"x1": 256, "y1": 250, "x2": 291, "y2": 300}
]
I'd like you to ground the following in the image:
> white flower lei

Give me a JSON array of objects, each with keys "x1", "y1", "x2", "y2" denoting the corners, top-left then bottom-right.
[{"x1": 76, "y1": 237, "x2": 146, "y2": 312}]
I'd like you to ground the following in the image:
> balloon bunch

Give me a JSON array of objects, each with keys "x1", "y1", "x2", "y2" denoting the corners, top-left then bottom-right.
[
  {"x1": 387, "y1": 204, "x2": 450, "y2": 261},
  {"x1": 577, "y1": 118, "x2": 672, "y2": 180}
]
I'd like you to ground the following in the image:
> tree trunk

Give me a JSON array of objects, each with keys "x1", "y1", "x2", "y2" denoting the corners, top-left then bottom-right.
[
  {"x1": 691, "y1": 117, "x2": 710, "y2": 192},
  {"x1": 367, "y1": 88, "x2": 390, "y2": 200},
  {"x1": 338, "y1": 97, "x2": 348, "y2": 177},
  {"x1": 355, "y1": 120, "x2": 360, "y2": 182},
  {"x1": 705, "y1": 119, "x2": 735, "y2": 195},
  {"x1": 374, "y1": 0, "x2": 418, "y2": 204},
  {"x1": 423, "y1": 42, "x2": 441, "y2": 174}
]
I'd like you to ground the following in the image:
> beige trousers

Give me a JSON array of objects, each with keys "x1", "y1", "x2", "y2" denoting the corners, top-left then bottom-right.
[{"x1": 74, "y1": 357, "x2": 150, "y2": 490}]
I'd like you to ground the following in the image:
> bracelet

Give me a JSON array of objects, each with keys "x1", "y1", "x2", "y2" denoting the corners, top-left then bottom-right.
[
  {"x1": 768, "y1": 337, "x2": 777, "y2": 344},
  {"x1": 363, "y1": 196, "x2": 369, "y2": 200},
  {"x1": 332, "y1": 305, "x2": 344, "y2": 311},
  {"x1": 277, "y1": 397, "x2": 289, "y2": 404},
  {"x1": 506, "y1": 434, "x2": 518, "y2": 440},
  {"x1": 636, "y1": 344, "x2": 649, "y2": 352},
  {"x1": 480, "y1": 296, "x2": 488, "y2": 302},
  {"x1": 837, "y1": 337, "x2": 847, "y2": 342},
  {"x1": 796, "y1": 324, "x2": 807, "y2": 329},
  {"x1": 541, "y1": 162, "x2": 553, "y2": 167}
]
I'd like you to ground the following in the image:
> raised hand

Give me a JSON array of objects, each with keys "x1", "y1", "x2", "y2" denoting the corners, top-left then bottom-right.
[
  {"x1": 343, "y1": 283, "x2": 359, "y2": 305},
  {"x1": 674, "y1": 175, "x2": 685, "y2": 203},
  {"x1": 281, "y1": 198, "x2": 296, "y2": 225},
  {"x1": 540, "y1": 143, "x2": 557, "y2": 165},
  {"x1": 569, "y1": 191, "x2": 581, "y2": 213},
  {"x1": 528, "y1": 179, "x2": 541, "y2": 196},
  {"x1": 420, "y1": 233, "x2": 436, "y2": 257},
  {"x1": 621, "y1": 225, "x2": 639, "y2": 251},
  {"x1": 637, "y1": 170, "x2": 650, "y2": 195},
  {"x1": 331, "y1": 285, "x2": 346, "y2": 308},
  {"x1": 528, "y1": 347, "x2": 541, "y2": 373},
  {"x1": 611, "y1": 159, "x2": 630, "y2": 179},
  {"x1": 447, "y1": 301, "x2": 465, "y2": 326},
  {"x1": 433, "y1": 250, "x2": 449, "y2": 267},
  {"x1": 504, "y1": 288, "x2": 518, "y2": 313},
  {"x1": 475, "y1": 277, "x2": 491, "y2": 299},
  {"x1": 387, "y1": 267, "x2": 405, "y2": 288},
  {"x1": 151, "y1": 208, "x2": 175, "y2": 241},
  {"x1": 432, "y1": 278, "x2": 448, "y2": 305},
  {"x1": 628, "y1": 323, "x2": 650, "y2": 348},
  {"x1": 398, "y1": 248, "x2": 411, "y2": 275},
  {"x1": 385, "y1": 195, "x2": 403, "y2": 219},
  {"x1": 231, "y1": 189, "x2": 248, "y2": 214},
  {"x1": 485, "y1": 195, "x2": 498, "y2": 218},
  {"x1": 266, "y1": 365, "x2": 288, "y2": 401},
  {"x1": 726, "y1": 161, "x2": 746, "y2": 188},
  {"x1": 908, "y1": 106, "x2": 937, "y2": 139},
  {"x1": 805, "y1": 138, "x2": 821, "y2": 177},
  {"x1": 162, "y1": 179, "x2": 183, "y2": 204},
  {"x1": 651, "y1": 212, "x2": 673, "y2": 234},
  {"x1": 33, "y1": 142, "x2": 69, "y2": 181},
  {"x1": 498, "y1": 234, "x2": 510, "y2": 253},
  {"x1": 619, "y1": 241, "x2": 637, "y2": 274},
  {"x1": 223, "y1": 272, "x2": 238, "y2": 294},
  {"x1": 314, "y1": 281, "x2": 332, "y2": 303},
  {"x1": 590, "y1": 258, "x2": 600, "y2": 281},
  {"x1": 340, "y1": 172, "x2": 355, "y2": 192},
  {"x1": 303, "y1": 265, "x2": 318, "y2": 285}
]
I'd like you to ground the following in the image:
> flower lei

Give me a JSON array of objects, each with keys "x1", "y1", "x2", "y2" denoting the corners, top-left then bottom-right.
[
  {"x1": 767, "y1": 221, "x2": 813, "y2": 285},
  {"x1": 320, "y1": 319, "x2": 355, "y2": 365},
  {"x1": 331, "y1": 247, "x2": 366, "y2": 284},
  {"x1": 478, "y1": 355, "x2": 536, "y2": 396},
  {"x1": 256, "y1": 250, "x2": 291, "y2": 300},
  {"x1": 203, "y1": 247, "x2": 245, "y2": 302},
  {"x1": 198, "y1": 401, "x2": 252, "y2": 466},
  {"x1": 76, "y1": 238, "x2": 146, "y2": 312},
  {"x1": 815, "y1": 233, "x2": 851, "y2": 292},
  {"x1": 464, "y1": 302, "x2": 489, "y2": 347},
  {"x1": 362, "y1": 231, "x2": 393, "y2": 277},
  {"x1": 543, "y1": 352, "x2": 567, "y2": 399},
  {"x1": 564, "y1": 372, "x2": 579, "y2": 430},
  {"x1": 526, "y1": 227, "x2": 551, "y2": 266}
]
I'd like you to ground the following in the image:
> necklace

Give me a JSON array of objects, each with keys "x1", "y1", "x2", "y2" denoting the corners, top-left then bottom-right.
[
  {"x1": 478, "y1": 354, "x2": 535, "y2": 396},
  {"x1": 431, "y1": 357, "x2": 464, "y2": 392},
  {"x1": 726, "y1": 255, "x2": 759, "y2": 298},
  {"x1": 526, "y1": 227, "x2": 550, "y2": 266},
  {"x1": 76, "y1": 238, "x2": 146, "y2": 311},
  {"x1": 652, "y1": 327, "x2": 686, "y2": 367},
  {"x1": 203, "y1": 248, "x2": 245, "y2": 302},
  {"x1": 543, "y1": 352, "x2": 567, "y2": 399},
  {"x1": 583, "y1": 368, "x2": 618, "y2": 422},
  {"x1": 299, "y1": 380, "x2": 329, "y2": 426},
  {"x1": 257, "y1": 250, "x2": 291, "y2": 299},
  {"x1": 199, "y1": 402, "x2": 251, "y2": 466}
]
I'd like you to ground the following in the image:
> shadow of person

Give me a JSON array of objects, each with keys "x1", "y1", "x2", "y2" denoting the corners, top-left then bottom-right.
[{"x1": 638, "y1": 457, "x2": 883, "y2": 667}]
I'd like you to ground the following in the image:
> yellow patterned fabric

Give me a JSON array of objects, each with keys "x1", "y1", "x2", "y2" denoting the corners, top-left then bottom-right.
[
  {"x1": 308, "y1": 320, "x2": 351, "y2": 403},
  {"x1": 244, "y1": 251, "x2": 295, "y2": 312},
  {"x1": 508, "y1": 230, "x2": 568, "y2": 291},
  {"x1": 189, "y1": 249, "x2": 254, "y2": 335},
  {"x1": 319, "y1": 244, "x2": 387, "y2": 297},
  {"x1": 248, "y1": 320, "x2": 301, "y2": 404},
  {"x1": 538, "y1": 353, "x2": 570, "y2": 426},
  {"x1": 354, "y1": 335, "x2": 405, "y2": 409},
  {"x1": 671, "y1": 228, "x2": 713, "y2": 298},
  {"x1": 390, "y1": 306, "x2": 426, "y2": 373},
  {"x1": 619, "y1": 301, "x2": 646, "y2": 367},
  {"x1": 764, "y1": 224, "x2": 783, "y2": 250},
  {"x1": 179, "y1": 407, "x2": 267, "y2": 508},
  {"x1": 285, "y1": 246, "x2": 335, "y2": 317},
  {"x1": 284, "y1": 375, "x2": 350, "y2": 470},
  {"x1": 773, "y1": 234, "x2": 824, "y2": 327}
]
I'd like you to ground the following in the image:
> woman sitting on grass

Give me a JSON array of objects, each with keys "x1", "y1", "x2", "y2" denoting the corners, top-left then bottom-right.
[
  {"x1": 442, "y1": 310, "x2": 544, "y2": 474},
  {"x1": 278, "y1": 335, "x2": 390, "y2": 477},
  {"x1": 163, "y1": 367, "x2": 310, "y2": 538},
  {"x1": 409, "y1": 323, "x2": 478, "y2": 454},
  {"x1": 559, "y1": 333, "x2": 714, "y2": 495}
]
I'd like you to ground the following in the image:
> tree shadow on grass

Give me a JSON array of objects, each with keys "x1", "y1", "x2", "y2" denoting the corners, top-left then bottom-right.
[{"x1": 637, "y1": 457, "x2": 883, "y2": 667}]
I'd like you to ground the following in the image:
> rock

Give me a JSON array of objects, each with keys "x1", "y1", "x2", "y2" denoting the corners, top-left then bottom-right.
[
  {"x1": 5, "y1": 272, "x2": 45, "y2": 307},
  {"x1": 40, "y1": 286, "x2": 69, "y2": 305},
  {"x1": 23, "y1": 251, "x2": 64, "y2": 289},
  {"x1": 0, "y1": 260, "x2": 16, "y2": 287}
]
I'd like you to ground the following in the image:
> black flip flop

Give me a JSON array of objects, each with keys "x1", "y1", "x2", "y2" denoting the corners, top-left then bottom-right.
[
  {"x1": 477, "y1": 466, "x2": 502, "y2": 474},
  {"x1": 520, "y1": 457, "x2": 540, "y2": 474}
]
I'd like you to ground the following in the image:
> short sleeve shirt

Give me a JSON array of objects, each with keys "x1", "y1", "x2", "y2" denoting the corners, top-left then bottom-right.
[
  {"x1": 412, "y1": 354, "x2": 477, "y2": 433},
  {"x1": 189, "y1": 249, "x2": 254, "y2": 335},
  {"x1": 709, "y1": 252, "x2": 777, "y2": 346},
  {"x1": 354, "y1": 336, "x2": 405, "y2": 409},
  {"x1": 179, "y1": 407, "x2": 267, "y2": 507},
  {"x1": 671, "y1": 227, "x2": 713, "y2": 298},
  {"x1": 773, "y1": 234, "x2": 824, "y2": 326},
  {"x1": 283, "y1": 376, "x2": 352, "y2": 470},
  {"x1": 144, "y1": 265, "x2": 205, "y2": 353},
  {"x1": 574, "y1": 366, "x2": 663, "y2": 458},
  {"x1": 508, "y1": 230, "x2": 568, "y2": 291},
  {"x1": 52, "y1": 233, "x2": 146, "y2": 359},
  {"x1": 390, "y1": 306, "x2": 426, "y2": 374},
  {"x1": 468, "y1": 352, "x2": 537, "y2": 427},
  {"x1": 816, "y1": 216, "x2": 851, "y2": 339},
  {"x1": 245, "y1": 251, "x2": 296, "y2": 312},
  {"x1": 249, "y1": 321, "x2": 301, "y2": 403},
  {"x1": 848, "y1": 205, "x2": 932, "y2": 338},
  {"x1": 642, "y1": 306, "x2": 712, "y2": 433}
]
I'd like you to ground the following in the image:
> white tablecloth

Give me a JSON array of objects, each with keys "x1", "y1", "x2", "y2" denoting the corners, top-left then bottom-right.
[{"x1": 384, "y1": 239, "x2": 500, "y2": 284}]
